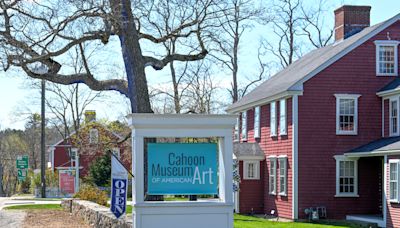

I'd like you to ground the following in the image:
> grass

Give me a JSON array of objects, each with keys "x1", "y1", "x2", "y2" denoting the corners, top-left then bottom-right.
[
  {"x1": 12, "y1": 198, "x2": 62, "y2": 201},
  {"x1": 4, "y1": 204, "x2": 62, "y2": 210},
  {"x1": 233, "y1": 215, "x2": 352, "y2": 228}
]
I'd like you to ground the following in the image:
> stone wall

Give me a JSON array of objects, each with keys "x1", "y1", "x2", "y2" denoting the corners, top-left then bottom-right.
[{"x1": 61, "y1": 199, "x2": 132, "y2": 228}]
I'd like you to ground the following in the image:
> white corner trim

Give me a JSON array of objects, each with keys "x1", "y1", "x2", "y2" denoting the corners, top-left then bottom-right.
[
  {"x1": 292, "y1": 94, "x2": 299, "y2": 220},
  {"x1": 383, "y1": 155, "x2": 387, "y2": 226}
]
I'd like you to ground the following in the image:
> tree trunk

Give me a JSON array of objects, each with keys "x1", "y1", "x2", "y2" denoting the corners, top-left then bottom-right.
[
  {"x1": 112, "y1": 0, "x2": 152, "y2": 114},
  {"x1": 170, "y1": 61, "x2": 181, "y2": 113}
]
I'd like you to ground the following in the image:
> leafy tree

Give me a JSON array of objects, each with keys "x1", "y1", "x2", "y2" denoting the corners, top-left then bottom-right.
[{"x1": 87, "y1": 153, "x2": 111, "y2": 187}]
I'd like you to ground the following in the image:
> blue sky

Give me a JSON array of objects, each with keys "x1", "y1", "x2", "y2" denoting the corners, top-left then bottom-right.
[{"x1": 0, "y1": 0, "x2": 399, "y2": 130}]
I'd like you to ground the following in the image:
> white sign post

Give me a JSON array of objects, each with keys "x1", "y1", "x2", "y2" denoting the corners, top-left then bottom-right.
[{"x1": 128, "y1": 114, "x2": 236, "y2": 228}]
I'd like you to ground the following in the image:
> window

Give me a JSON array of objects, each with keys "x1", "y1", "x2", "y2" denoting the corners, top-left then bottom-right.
[
  {"x1": 89, "y1": 128, "x2": 99, "y2": 144},
  {"x1": 234, "y1": 117, "x2": 240, "y2": 141},
  {"x1": 278, "y1": 156, "x2": 287, "y2": 196},
  {"x1": 390, "y1": 160, "x2": 400, "y2": 203},
  {"x1": 375, "y1": 40, "x2": 399, "y2": 76},
  {"x1": 112, "y1": 148, "x2": 121, "y2": 159},
  {"x1": 390, "y1": 98, "x2": 399, "y2": 136},
  {"x1": 243, "y1": 161, "x2": 260, "y2": 180},
  {"x1": 254, "y1": 106, "x2": 261, "y2": 138},
  {"x1": 269, "y1": 157, "x2": 277, "y2": 195},
  {"x1": 270, "y1": 102, "x2": 277, "y2": 136},
  {"x1": 241, "y1": 111, "x2": 247, "y2": 140},
  {"x1": 335, "y1": 156, "x2": 358, "y2": 197},
  {"x1": 335, "y1": 94, "x2": 360, "y2": 135},
  {"x1": 279, "y1": 99, "x2": 287, "y2": 135},
  {"x1": 69, "y1": 148, "x2": 78, "y2": 165}
]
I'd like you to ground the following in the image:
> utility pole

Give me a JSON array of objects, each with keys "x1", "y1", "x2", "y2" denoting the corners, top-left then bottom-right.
[{"x1": 41, "y1": 79, "x2": 46, "y2": 198}]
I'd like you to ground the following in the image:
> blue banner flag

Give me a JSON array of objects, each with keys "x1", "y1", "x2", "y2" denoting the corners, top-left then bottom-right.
[
  {"x1": 110, "y1": 156, "x2": 128, "y2": 219},
  {"x1": 148, "y1": 143, "x2": 218, "y2": 195}
]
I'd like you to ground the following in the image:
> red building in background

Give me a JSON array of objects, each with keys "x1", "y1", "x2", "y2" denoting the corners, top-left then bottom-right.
[
  {"x1": 49, "y1": 112, "x2": 130, "y2": 179},
  {"x1": 229, "y1": 6, "x2": 400, "y2": 227}
]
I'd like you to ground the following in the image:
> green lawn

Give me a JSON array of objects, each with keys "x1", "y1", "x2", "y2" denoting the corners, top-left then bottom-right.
[
  {"x1": 4, "y1": 204, "x2": 62, "y2": 210},
  {"x1": 12, "y1": 198, "x2": 62, "y2": 201}
]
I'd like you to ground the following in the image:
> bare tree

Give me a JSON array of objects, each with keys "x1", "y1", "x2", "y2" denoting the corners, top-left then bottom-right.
[
  {"x1": 0, "y1": 0, "x2": 220, "y2": 113},
  {"x1": 261, "y1": 0, "x2": 334, "y2": 69},
  {"x1": 210, "y1": 0, "x2": 265, "y2": 102}
]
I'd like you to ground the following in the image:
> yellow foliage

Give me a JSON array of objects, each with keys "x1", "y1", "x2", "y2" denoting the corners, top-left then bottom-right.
[{"x1": 73, "y1": 184, "x2": 108, "y2": 206}]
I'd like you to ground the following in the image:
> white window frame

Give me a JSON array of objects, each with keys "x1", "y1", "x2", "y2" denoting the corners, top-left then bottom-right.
[
  {"x1": 241, "y1": 111, "x2": 247, "y2": 140},
  {"x1": 243, "y1": 160, "x2": 260, "y2": 180},
  {"x1": 278, "y1": 156, "x2": 287, "y2": 196},
  {"x1": 334, "y1": 155, "x2": 359, "y2": 197},
  {"x1": 375, "y1": 40, "x2": 399, "y2": 76},
  {"x1": 389, "y1": 159, "x2": 400, "y2": 203},
  {"x1": 112, "y1": 147, "x2": 121, "y2": 159},
  {"x1": 269, "y1": 156, "x2": 277, "y2": 195},
  {"x1": 254, "y1": 106, "x2": 261, "y2": 138},
  {"x1": 390, "y1": 97, "x2": 400, "y2": 137},
  {"x1": 335, "y1": 94, "x2": 360, "y2": 135},
  {"x1": 89, "y1": 128, "x2": 99, "y2": 144},
  {"x1": 234, "y1": 117, "x2": 240, "y2": 142},
  {"x1": 279, "y1": 99, "x2": 287, "y2": 135},
  {"x1": 270, "y1": 102, "x2": 277, "y2": 137}
]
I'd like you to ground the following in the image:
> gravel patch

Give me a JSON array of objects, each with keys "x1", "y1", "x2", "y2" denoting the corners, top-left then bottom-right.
[{"x1": 0, "y1": 210, "x2": 26, "y2": 228}]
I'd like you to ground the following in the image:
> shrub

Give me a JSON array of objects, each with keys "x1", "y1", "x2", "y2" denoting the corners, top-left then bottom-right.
[
  {"x1": 73, "y1": 184, "x2": 108, "y2": 206},
  {"x1": 30, "y1": 169, "x2": 59, "y2": 194},
  {"x1": 86, "y1": 154, "x2": 111, "y2": 187}
]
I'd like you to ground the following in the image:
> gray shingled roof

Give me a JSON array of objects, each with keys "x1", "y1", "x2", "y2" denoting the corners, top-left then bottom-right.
[
  {"x1": 347, "y1": 137, "x2": 400, "y2": 153},
  {"x1": 227, "y1": 14, "x2": 400, "y2": 113},
  {"x1": 233, "y1": 142, "x2": 264, "y2": 158},
  {"x1": 378, "y1": 78, "x2": 400, "y2": 93}
]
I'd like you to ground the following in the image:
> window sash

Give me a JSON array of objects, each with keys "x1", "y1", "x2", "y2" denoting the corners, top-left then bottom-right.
[
  {"x1": 254, "y1": 106, "x2": 260, "y2": 138},
  {"x1": 243, "y1": 161, "x2": 259, "y2": 180},
  {"x1": 89, "y1": 129, "x2": 99, "y2": 144},
  {"x1": 335, "y1": 94, "x2": 359, "y2": 135},
  {"x1": 390, "y1": 161, "x2": 399, "y2": 202},
  {"x1": 241, "y1": 111, "x2": 247, "y2": 140},
  {"x1": 269, "y1": 158, "x2": 277, "y2": 194},
  {"x1": 390, "y1": 99, "x2": 399, "y2": 136},
  {"x1": 378, "y1": 46, "x2": 396, "y2": 74},
  {"x1": 279, "y1": 99, "x2": 287, "y2": 135},
  {"x1": 270, "y1": 102, "x2": 277, "y2": 136},
  {"x1": 335, "y1": 157, "x2": 358, "y2": 197},
  {"x1": 279, "y1": 158, "x2": 287, "y2": 195},
  {"x1": 234, "y1": 117, "x2": 240, "y2": 141}
]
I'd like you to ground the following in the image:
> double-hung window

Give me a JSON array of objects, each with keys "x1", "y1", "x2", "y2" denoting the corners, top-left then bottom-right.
[
  {"x1": 243, "y1": 161, "x2": 260, "y2": 180},
  {"x1": 254, "y1": 106, "x2": 261, "y2": 138},
  {"x1": 89, "y1": 128, "x2": 99, "y2": 144},
  {"x1": 390, "y1": 159, "x2": 400, "y2": 203},
  {"x1": 269, "y1": 157, "x2": 277, "y2": 195},
  {"x1": 335, "y1": 155, "x2": 358, "y2": 197},
  {"x1": 390, "y1": 98, "x2": 399, "y2": 136},
  {"x1": 335, "y1": 94, "x2": 360, "y2": 135},
  {"x1": 270, "y1": 102, "x2": 277, "y2": 136},
  {"x1": 278, "y1": 156, "x2": 287, "y2": 196},
  {"x1": 234, "y1": 117, "x2": 240, "y2": 141},
  {"x1": 375, "y1": 40, "x2": 399, "y2": 76},
  {"x1": 241, "y1": 111, "x2": 247, "y2": 140},
  {"x1": 279, "y1": 99, "x2": 287, "y2": 135}
]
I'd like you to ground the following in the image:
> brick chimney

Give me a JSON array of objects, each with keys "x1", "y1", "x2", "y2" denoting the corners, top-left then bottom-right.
[
  {"x1": 334, "y1": 5, "x2": 371, "y2": 41},
  {"x1": 85, "y1": 110, "x2": 96, "y2": 123}
]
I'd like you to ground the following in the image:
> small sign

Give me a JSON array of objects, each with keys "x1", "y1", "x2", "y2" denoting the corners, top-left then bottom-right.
[
  {"x1": 110, "y1": 155, "x2": 128, "y2": 219},
  {"x1": 59, "y1": 170, "x2": 75, "y2": 195},
  {"x1": 17, "y1": 169, "x2": 27, "y2": 181},
  {"x1": 147, "y1": 143, "x2": 218, "y2": 195},
  {"x1": 16, "y1": 155, "x2": 29, "y2": 169}
]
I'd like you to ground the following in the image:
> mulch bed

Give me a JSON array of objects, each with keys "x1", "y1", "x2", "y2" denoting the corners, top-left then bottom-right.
[{"x1": 23, "y1": 209, "x2": 91, "y2": 228}]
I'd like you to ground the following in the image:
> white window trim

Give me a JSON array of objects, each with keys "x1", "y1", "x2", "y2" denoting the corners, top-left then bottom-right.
[
  {"x1": 374, "y1": 40, "x2": 399, "y2": 76},
  {"x1": 389, "y1": 159, "x2": 400, "y2": 203},
  {"x1": 279, "y1": 99, "x2": 287, "y2": 136},
  {"x1": 389, "y1": 97, "x2": 400, "y2": 137},
  {"x1": 241, "y1": 111, "x2": 248, "y2": 141},
  {"x1": 269, "y1": 156, "x2": 277, "y2": 195},
  {"x1": 112, "y1": 147, "x2": 121, "y2": 159},
  {"x1": 270, "y1": 102, "x2": 277, "y2": 137},
  {"x1": 278, "y1": 156, "x2": 288, "y2": 196},
  {"x1": 334, "y1": 155, "x2": 359, "y2": 197},
  {"x1": 254, "y1": 106, "x2": 261, "y2": 139},
  {"x1": 243, "y1": 160, "x2": 260, "y2": 180},
  {"x1": 335, "y1": 94, "x2": 361, "y2": 135},
  {"x1": 234, "y1": 117, "x2": 240, "y2": 142}
]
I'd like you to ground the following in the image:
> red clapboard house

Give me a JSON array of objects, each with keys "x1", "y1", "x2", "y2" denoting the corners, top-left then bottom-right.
[
  {"x1": 49, "y1": 113, "x2": 130, "y2": 178},
  {"x1": 228, "y1": 5, "x2": 400, "y2": 227}
]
